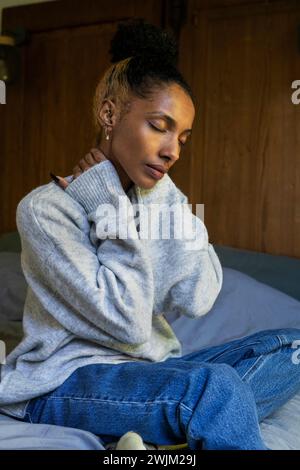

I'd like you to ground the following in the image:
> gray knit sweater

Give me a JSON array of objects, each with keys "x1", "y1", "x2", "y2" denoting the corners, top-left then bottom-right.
[{"x1": 0, "y1": 160, "x2": 222, "y2": 418}]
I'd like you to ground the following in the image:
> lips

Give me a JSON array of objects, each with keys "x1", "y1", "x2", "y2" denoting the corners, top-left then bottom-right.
[
  {"x1": 146, "y1": 164, "x2": 167, "y2": 175},
  {"x1": 145, "y1": 164, "x2": 165, "y2": 180}
]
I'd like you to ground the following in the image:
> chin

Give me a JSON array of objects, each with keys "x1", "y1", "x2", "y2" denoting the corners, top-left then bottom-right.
[
  {"x1": 138, "y1": 179, "x2": 158, "y2": 190},
  {"x1": 131, "y1": 167, "x2": 161, "y2": 190}
]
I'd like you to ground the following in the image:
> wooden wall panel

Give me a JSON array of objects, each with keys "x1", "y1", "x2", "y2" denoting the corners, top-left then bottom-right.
[
  {"x1": 179, "y1": 0, "x2": 300, "y2": 256},
  {"x1": 21, "y1": 23, "x2": 117, "y2": 196},
  {"x1": 194, "y1": 0, "x2": 281, "y2": 8},
  {"x1": 0, "y1": 0, "x2": 163, "y2": 234},
  {"x1": 2, "y1": 0, "x2": 300, "y2": 259},
  {"x1": 0, "y1": 52, "x2": 25, "y2": 233}
]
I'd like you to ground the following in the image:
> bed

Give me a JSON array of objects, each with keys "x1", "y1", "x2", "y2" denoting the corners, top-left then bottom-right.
[{"x1": 0, "y1": 231, "x2": 300, "y2": 450}]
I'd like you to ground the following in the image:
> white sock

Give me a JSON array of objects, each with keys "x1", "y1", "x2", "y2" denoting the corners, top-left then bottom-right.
[{"x1": 115, "y1": 431, "x2": 147, "y2": 450}]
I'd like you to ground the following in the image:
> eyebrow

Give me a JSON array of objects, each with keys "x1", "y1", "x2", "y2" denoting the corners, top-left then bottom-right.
[{"x1": 145, "y1": 112, "x2": 193, "y2": 135}]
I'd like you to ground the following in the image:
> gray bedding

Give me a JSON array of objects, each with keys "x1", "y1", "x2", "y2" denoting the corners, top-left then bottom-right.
[{"x1": 0, "y1": 235, "x2": 299, "y2": 449}]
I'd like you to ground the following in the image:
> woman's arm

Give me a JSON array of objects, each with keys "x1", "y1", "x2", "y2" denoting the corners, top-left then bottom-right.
[
  {"x1": 17, "y1": 160, "x2": 154, "y2": 349},
  {"x1": 137, "y1": 184, "x2": 223, "y2": 319},
  {"x1": 48, "y1": 150, "x2": 222, "y2": 322},
  {"x1": 164, "y1": 191, "x2": 223, "y2": 318}
]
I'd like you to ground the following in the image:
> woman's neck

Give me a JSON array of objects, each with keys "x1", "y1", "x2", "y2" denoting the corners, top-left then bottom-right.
[{"x1": 97, "y1": 142, "x2": 134, "y2": 193}]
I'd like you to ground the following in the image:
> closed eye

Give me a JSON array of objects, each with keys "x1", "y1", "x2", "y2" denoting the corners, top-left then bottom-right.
[
  {"x1": 148, "y1": 122, "x2": 166, "y2": 133},
  {"x1": 148, "y1": 122, "x2": 187, "y2": 148}
]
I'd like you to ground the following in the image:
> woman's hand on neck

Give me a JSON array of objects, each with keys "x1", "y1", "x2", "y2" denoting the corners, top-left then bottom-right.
[{"x1": 49, "y1": 145, "x2": 134, "y2": 193}]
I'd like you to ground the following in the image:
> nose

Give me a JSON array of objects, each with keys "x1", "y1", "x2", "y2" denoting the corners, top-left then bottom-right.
[{"x1": 159, "y1": 138, "x2": 180, "y2": 166}]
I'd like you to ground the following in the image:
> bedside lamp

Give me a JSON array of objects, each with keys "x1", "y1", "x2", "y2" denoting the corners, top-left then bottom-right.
[{"x1": 0, "y1": 34, "x2": 20, "y2": 84}]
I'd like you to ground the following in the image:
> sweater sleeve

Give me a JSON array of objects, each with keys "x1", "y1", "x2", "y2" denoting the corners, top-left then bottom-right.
[
  {"x1": 147, "y1": 188, "x2": 223, "y2": 319},
  {"x1": 16, "y1": 160, "x2": 154, "y2": 347}
]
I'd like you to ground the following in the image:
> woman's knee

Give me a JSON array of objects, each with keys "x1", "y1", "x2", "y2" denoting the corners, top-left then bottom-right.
[
  {"x1": 182, "y1": 362, "x2": 250, "y2": 402},
  {"x1": 203, "y1": 362, "x2": 246, "y2": 390}
]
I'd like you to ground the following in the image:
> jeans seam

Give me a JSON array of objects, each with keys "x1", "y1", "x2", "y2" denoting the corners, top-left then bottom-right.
[
  {"x1": 45, "y1": 396, "x2": 184, "y2": 406},
  {"x1": 240, "y1": 333, "x2": 288, "y2": 382},
  {"x1": 24, "y1": 411, "x2": 33, "y2": 424},
  {"x1": 23, "y1": 400, "x2": 33, "y2": 424},
  {"x1": 179, "y1": 402, "x2": 198, "y2": 440},
  {"x1": 179, "y1": 402, "x2": 193, "y2": 413},
  {"x1": 240, "y1": 355, "x2": 265, "y2": 381},
  {"x1": 275, "y1": 334, "x2": 284, "y2": 348}
]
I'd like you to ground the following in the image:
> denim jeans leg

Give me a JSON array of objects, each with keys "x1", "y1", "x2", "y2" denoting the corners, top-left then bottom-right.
[
  {"x1": 24, "y1": 360, "x2": 266, "y2": 450},
  {"x1": 180, "y1": 328, "x2": 300, "y2": 421}
]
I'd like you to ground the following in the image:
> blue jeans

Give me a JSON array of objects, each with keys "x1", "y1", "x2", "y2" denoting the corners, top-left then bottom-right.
[{"x1": 24, "y1": 328, "x2": 300, "y2": 450}]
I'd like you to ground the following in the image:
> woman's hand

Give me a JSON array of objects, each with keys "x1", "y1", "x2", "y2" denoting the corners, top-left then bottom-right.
[
  {"x1": 50, "y1": 148, "x2": 107, "y2": 189},
  {"x1": 72, "y1": 148, "x2": 107, "y2": 179}
]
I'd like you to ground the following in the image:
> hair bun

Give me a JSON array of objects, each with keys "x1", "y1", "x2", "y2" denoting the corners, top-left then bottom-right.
[{"x1": 109, "y1": 18, "x2": 178, "y2": 67}]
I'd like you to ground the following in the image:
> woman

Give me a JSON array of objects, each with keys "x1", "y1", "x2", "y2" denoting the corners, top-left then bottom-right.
[{"x1": 0, "y1": 19, "x2": 299, "y2": 451}]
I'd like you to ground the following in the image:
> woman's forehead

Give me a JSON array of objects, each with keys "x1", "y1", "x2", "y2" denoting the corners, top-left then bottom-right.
[{"x1": 130, "y1": 85, "x2": 195, "y2": 126}]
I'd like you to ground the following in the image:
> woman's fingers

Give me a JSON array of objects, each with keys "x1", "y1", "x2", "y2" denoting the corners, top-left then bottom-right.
[
  {"x1": 84, "y1": 152, "x2": 96, "y2": 165},
  {"x1": 90, "y1": 148, "x2": 107, "y2": 163},
  {"x1": 72, "y1": 149, "x2": 107, "y2": 180},
  {"x1": 50, "y1": 148, "x2": 107, "y2": 187},
  {"x1": 72, "y1": 157, "x2": 90, "y2": 179},
  {"x1": 73, "y1": 169, "x2": 82, "y2": 179},
  {"x1": 78, "y1": 157, "x2": 91, "y2": 172},
  {"x1": 49, "y1": 173, "x2": 69, "y2": 189},
  {"x1": 57, "y1": 176, "x2": 69, "y2": 189},
  {"x1": 72, "y1": 163, "x2": 81, "y2": 176}
]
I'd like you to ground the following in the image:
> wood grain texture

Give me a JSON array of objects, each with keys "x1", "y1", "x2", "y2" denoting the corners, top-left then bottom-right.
[
  {"x1": 1, "y1": 0, "x2": 300, "y2": 258},
  {"x1": 0, "y1": 0, "x2": 162, "y2": 234},
  {"x1": 183, "y1": 0, "x2": 300, "y2": 256},
  {"x1": 2, "y1": 0, "x2": 154, "y2": 33},
  {"x1": 191, "y1": 0, "x2": 281, "y2": 9}
]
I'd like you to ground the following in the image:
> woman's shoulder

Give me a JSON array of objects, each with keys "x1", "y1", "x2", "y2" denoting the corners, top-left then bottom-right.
[{"x1": 16, "y1": 180, "x2": 90, "y2": 242}]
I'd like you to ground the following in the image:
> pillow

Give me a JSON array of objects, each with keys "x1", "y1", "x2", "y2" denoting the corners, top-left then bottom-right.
[
  {"x1": 0, "y1": 414, "x2": 106, "y2": 450},
  {"x1": 0, "y1": 252, "x2": 27, "y2": 354},
  {"x1": 0, "y1": 231, "x2": 21, "y2": 253},
  {"x1": 165, "y1": 267, "x2": 300, "y2": 355},
  {"x1": 213, "y1": 244, "x2": 300, "y2": 302},
  {"x1": 0, "y1": 252, "x2": 27, "y2": 322}
]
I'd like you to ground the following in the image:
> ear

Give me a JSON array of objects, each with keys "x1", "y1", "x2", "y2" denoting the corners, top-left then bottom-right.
[{"x1": 98, "y1": 99, "x2": 118, "y2": 130}]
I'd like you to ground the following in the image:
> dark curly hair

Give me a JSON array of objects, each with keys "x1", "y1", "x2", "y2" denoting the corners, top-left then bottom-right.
[{"x1": 93, "y1": 18, "x2": 194, "y2": 137}]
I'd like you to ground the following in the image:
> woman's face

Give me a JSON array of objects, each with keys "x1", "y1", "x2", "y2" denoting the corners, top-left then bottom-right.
[{"x1": 99, "y1": 83, "x2": 195, "y2": 192}]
